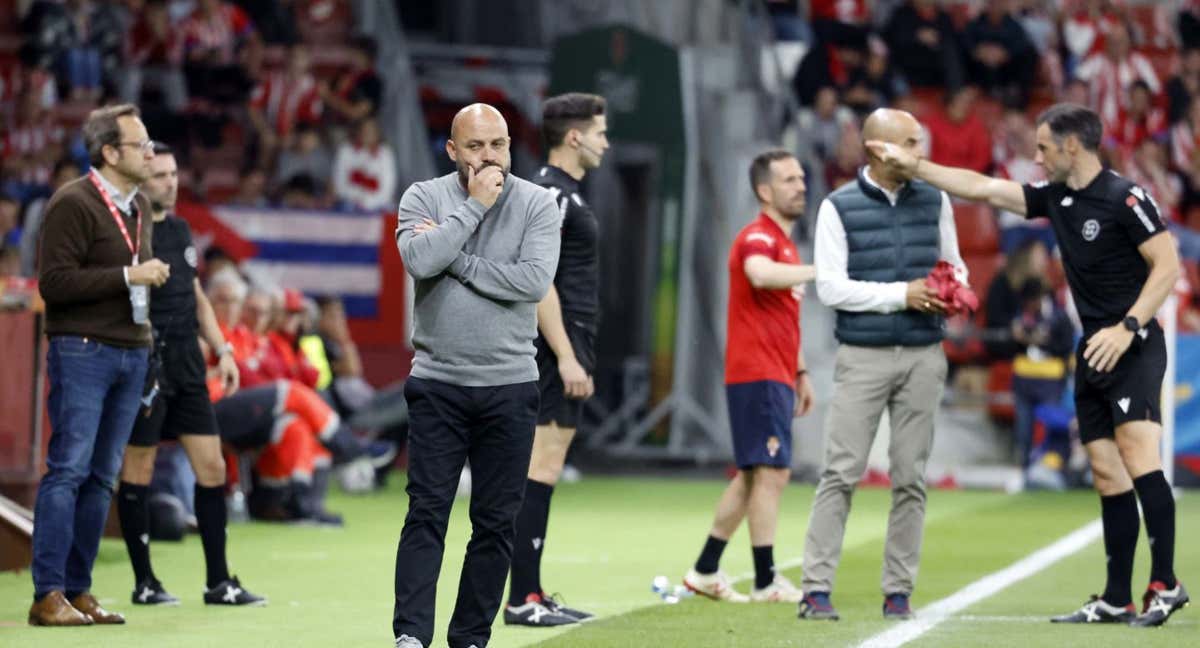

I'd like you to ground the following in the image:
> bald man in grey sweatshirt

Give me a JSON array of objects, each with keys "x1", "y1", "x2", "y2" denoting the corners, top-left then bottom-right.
[{"x1": 392, "y1": 104, "x2": 561, "y2": 648}]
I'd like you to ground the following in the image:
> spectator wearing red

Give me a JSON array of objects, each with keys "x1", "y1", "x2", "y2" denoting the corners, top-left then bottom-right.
[
  {"x1": 182, "y1": 0, "x2": 256, "y2": 106},
  {"x1": 332, "y1": 117, "x2": 396, "y2": 212},
  {"x1": 993, "y1": 111, "x2": 1053, "y2": 253},
  {"x1": 923, "y1": 86, "x2": 992, "y2": 174},
  {"x1": 121, "y1": 0, "x2": 187, "y2": 111},
  {"x1": 1063, "y1": 0, "x2": 1124, "y2": 64},
  {"x1": 1, "y1": 87, "x2": 65, "y2": 201},
  {"x1": 249, "y1": 45, "x2": 322, "y2": 164},
  {"x1": 1126, "y1": 138, "x2": 1182, "y2": 225},
  {"x1": 183, "y1": 0, "x2": 255, "y2": 67},
  {"x1": 1075, "y1": 22, "x2": 1160, "y2": 129},
  {"x1": 265, "y1": 288, "x2": 320, "y2": 389},
  {"x1": 1106, "y1": 80, "x2": 1168, "y2": 157},
  {"x1": 319, "y1": 35, "x2": 383, "y2": 125},
  {"x1": 808, "y1": 0, "x2": 869, "y2": 48}
]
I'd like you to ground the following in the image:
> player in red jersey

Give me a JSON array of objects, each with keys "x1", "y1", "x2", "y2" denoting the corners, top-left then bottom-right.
[{"x1": 683, "y1": 150, "x2": 817, "y2": 603}]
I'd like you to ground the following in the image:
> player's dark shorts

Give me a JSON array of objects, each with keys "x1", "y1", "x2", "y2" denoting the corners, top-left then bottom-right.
[
  {"x1": 128, "y1": 337, "x2": 218, "y2": 446},
  {"x1": 534, "y1": 319, "x2": 596, "y2": 428},
  {"x1": 1074, "y1": 320, "x2": 1166, "y2": 444},
  {"x1": 726, "y1": 380, "x2": 794, "y2": 470}
]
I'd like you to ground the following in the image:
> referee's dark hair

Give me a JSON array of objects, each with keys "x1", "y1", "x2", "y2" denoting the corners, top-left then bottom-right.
[
  {"x1": 1036, "y1": 103, "x2": 1102, "y2": 152},
  {"x1": 748, "y1": 149, "x2": 795, "y2": 203},
  {"x1": 542, "y1": 93, "x2": 606, "y2": 148},
  {"x1": 83, "y1": 103, "x2": 141, "y2": 168}
]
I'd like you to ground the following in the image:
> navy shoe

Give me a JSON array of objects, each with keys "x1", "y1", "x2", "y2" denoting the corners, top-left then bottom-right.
[
  {"x1": 798, "y1": 591, "x2": 839, "y2": 620},
  {"x1": 883, "y1": 593, "x2": 914, "y2": 620}
]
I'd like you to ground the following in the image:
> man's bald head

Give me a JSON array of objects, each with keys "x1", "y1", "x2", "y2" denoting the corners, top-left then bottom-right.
[
  {"x1": 450, "y1": 103, "x2": 507, "y2": 142},
  {"x1": 862, "y1": 109, "x2": 920, "y2": 145},
  {"x1": 863, "y1": 108, "x2": 923, "y2": 184},
  {"x1": 447, "y1": 103, "x2": 512, "y2": 186}
]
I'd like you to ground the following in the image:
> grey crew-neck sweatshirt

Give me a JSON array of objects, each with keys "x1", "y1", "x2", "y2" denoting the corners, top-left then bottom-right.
[{"x1": 396, "y1": 171, "x2": 561, "y2": 387}]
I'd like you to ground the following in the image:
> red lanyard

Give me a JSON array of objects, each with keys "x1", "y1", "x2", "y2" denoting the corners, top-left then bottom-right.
[{"x1": 89, "y1": 170, "x2": 141, "y2": 261}]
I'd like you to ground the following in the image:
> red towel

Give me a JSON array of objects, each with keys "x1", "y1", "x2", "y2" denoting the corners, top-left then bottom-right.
[{"x1": 926, "y1": 261, "x2": 979, "y2": 315}]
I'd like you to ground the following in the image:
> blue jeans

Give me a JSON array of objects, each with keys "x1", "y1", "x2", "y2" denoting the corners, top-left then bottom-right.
[{"x1": 32, "y1": 336, "x2": 148, "y2": 599}]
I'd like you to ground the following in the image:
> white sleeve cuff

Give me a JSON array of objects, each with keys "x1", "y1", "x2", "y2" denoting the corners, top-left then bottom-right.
[
  {"x1": 889, "y1": 282, "x2": 909, "y2": 312},
  {"x1": 123, "y1": 266, "x2": 130, "y2": 287}
]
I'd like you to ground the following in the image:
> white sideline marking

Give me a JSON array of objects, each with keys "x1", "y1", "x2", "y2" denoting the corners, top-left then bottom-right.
[{"x1": 856, "y1": 519, "x2": 1103, "y2": 648}]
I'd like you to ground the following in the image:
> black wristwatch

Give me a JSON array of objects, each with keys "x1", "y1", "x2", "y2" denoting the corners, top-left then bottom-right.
[{"x1": 1122, "y1": 316, "x2": 1141, "y2": 333}]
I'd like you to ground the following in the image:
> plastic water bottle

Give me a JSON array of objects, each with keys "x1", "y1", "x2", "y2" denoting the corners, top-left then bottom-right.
[{"x1": 651, "y1": 575, "x2": 680, "y2": 604}]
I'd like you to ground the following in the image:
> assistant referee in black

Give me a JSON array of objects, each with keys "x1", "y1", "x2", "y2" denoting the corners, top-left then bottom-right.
[
  {"x1": 504, "y1": 92, "x2": 608, "y2": 628},
  {"x1": 116, "y1": 143, "x2": 264, "y2": 608},
  {"x1": 870, "y1": 103, "x2": 1187, "y2": 627}
]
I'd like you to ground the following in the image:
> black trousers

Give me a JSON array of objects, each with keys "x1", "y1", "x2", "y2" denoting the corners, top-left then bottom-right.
[{"x1": 393, "y1": 377, "x2": 538, "y2": 648}]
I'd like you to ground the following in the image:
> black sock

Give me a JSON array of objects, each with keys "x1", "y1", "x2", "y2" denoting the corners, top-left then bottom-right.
[
  {"x1": 1100, "y1": 490, "x2": 1139, "y2": 607},
  {"x1": 752, "y1": 545, "x2": 775, "y2": 590},
  {"x1": 509, "y1": 479, "x2": 554, "y2": 606},
  {"x1": 117, "y1": 481, "x2": 155, "y2": 585},
  {"x1": 694, "y1": 535, "x2": 728, "y2": 575},
  {"x1": 194, "y1": 484, "x2": 230, "y2": 589},
  {"x1": 1133, "y1": 470, "x2": 1177, "y2": 588}
]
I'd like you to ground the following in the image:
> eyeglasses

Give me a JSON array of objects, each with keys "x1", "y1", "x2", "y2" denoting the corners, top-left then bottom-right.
[{"x1": 115, "y1": 140, "x2": 155, "y2": 152}]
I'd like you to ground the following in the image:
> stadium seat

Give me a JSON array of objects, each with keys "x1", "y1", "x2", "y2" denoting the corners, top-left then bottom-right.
[
  {"x1": 954, "y1": 203, "x2": 1000, "y2": 255},
  {"x1": 964, "y1": 252, "x2": 1005, "y2": 298},
  {"x1": 986, "y1": 361, "x2": 1015, "y2": 423}
]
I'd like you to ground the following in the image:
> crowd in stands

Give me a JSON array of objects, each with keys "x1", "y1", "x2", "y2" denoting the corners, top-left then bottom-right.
[
  {"x1": 786, "y1": 1, "x2": 1200, "y2": 301},
  {"x1": 0, "y1": 0, "x2": 397, "y2": 291},
  {"x1": 780, "y1": 0, "x2": 1200, "y2": 479},
  {"x1": 0, "y1": 0, "x2": 406, "y2": 525}
]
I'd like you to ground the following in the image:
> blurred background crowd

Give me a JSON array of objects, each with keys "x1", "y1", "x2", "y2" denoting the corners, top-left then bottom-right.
[{"x1": 2, "y1": 0, "x2": 1200, "y2": 524}]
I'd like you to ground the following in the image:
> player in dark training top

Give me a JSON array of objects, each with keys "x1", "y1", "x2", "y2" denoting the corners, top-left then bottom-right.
[
  {"x1": 504, "y1": 93, "x2": 607, "y2": 627},
  {"x1": 870, "y1": 103, "x2": 1187, "y2": 627},
  {"x1": 117, "y1": 143, "x2": 265, "y2": 607}
]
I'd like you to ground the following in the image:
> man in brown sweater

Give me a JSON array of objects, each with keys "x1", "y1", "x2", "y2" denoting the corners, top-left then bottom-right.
[{"x1": 29, "y1": 104, "x2": 170, "y2": 627}]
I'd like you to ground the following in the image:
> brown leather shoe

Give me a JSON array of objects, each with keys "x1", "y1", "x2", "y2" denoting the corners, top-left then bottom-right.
[
  {"x1": 69, "y1": 592, "x2": 126, "y2": 625},
  {"x1": 28, "y1": 591, "x2": 93, "y2": 626}
]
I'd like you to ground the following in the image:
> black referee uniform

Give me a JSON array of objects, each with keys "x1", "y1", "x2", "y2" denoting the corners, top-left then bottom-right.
[
  {"x1": 531, "y1": 164, "x2": 599, "y2": 427},
  {"x1": 1021, "y1": 171, "x2": 1167, "y2": 439},
  {"x1": 128, "y1": 215, "x2": 216, "y2": 447},
  {"x1": 1024, "y1": 168, "x2": 1186, "y2": 624},
  {"x1": 118, "y1": 212, "x2": 262, "y2": 606}
]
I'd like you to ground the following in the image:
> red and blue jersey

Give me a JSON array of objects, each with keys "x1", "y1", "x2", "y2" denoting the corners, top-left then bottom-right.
[{"x1": 725, "y1": 213, "x2": 802, "y2": 386}]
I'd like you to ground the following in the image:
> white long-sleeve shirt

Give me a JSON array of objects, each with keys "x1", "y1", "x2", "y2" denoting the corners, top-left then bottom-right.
[{"x1": 814, "y1": 167, "x2": 968, "y2": 313}]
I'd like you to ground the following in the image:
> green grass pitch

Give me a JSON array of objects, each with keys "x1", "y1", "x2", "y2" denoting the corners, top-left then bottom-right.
[{"x1": 2, "y1": 477, "x2": 1196, "y2": 647}]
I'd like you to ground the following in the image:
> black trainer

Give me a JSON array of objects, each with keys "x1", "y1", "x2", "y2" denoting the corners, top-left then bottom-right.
[
  {"x1": 1131, "y1": 581, "x2": 1190, "y2": 627},
  {"x1": 502, "y1": 596, "x2": 577, "y2": 627},
  {"x1": 1050, "y1": 595, "x2": 1135, "y2": 623},
  {"x1": 203, "y1": 576, "x2": 267, "y2": 606},
  {"x1": 542, "y1": 592, "x2": 595, "y2": 622},
  {"x1": 131, "y1": 578, "x2": 179, "y2": 606}
]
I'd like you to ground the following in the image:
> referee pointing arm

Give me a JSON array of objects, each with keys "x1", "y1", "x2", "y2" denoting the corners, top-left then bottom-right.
[{"x1": 871, "y1": 103, "x2": 1188, "y2": 627}]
